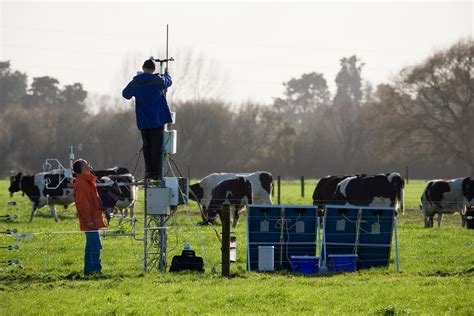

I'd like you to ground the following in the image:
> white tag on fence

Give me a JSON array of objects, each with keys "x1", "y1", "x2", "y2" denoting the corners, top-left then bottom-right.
[
  {"x1": 336, "y1": 219, "x2": 346, "y2": 231},
  {"x1": 371, "y1": 223, "x2": 381, "y2": 235},
  {"x1": 295, "y1": 221, "x2": 305, "y2": 233},
  {"x1": 260, "y1": 220, "x2": 269, "y2": 232}
]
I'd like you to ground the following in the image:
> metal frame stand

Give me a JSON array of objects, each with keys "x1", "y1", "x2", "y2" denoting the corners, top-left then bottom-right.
[{"x1": 142, "y1": 24, "x2": 174, "y2": 273}]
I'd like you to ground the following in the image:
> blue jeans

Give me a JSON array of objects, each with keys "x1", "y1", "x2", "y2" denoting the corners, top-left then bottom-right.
[{"x1": 84, "y1": 231, "x2": 102, "y2": 274}]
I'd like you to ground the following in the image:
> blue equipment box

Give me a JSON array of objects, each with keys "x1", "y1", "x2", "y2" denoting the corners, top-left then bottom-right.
[
  {"x1": 247, "y1": 205, "x2": 319, "y2": 271},
  {"x1": 323, "y1": 205, "x2": 395, "y2": 269}
]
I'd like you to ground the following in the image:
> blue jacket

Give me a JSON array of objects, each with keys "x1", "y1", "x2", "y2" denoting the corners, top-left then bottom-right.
[{"x1": 122, "y1": 72, "x2": 173, "y2": 130}]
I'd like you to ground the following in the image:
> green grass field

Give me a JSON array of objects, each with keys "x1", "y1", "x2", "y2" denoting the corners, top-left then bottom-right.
[{"x1": 1, "y1": 179, "x2": 473, "y2": 315}]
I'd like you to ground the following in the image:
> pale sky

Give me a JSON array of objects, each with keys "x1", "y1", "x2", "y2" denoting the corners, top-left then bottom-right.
[{"x1": 1, "y1": 0, "x2": 472, "y2": 106}]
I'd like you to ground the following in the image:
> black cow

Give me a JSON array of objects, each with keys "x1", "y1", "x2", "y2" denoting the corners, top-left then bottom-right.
[
  {"x1": 333, "y1": 173, "x2": 405, "y2": 214},
  {"x1": 9, "y1": 172, "x2": 74, "y2": 222},
  {"x1": 190, "y1": 172, "x2": 272, "y2": 208},
  {"x1": 312, "y1": 174, "x2": 366, "y2": 216},
  {"x1": 205, "y1": 177, "x2": 253, "y2": 227},
  {"x1": 421, "y1": 177, "x2": 474, "y2": 228}
]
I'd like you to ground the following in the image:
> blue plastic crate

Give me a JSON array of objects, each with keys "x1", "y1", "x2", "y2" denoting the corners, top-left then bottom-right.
[
  {"x1": 291, "y1": 256, "x2": 319, "y2": 275},
  {"x1": 328, "y1": 254, "x2": 358, "y2": 273}
]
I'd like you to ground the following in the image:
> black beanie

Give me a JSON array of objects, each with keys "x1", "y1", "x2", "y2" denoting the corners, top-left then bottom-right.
[{"x1": 143, "y1": 59, "x2": 156, "y2": 70}]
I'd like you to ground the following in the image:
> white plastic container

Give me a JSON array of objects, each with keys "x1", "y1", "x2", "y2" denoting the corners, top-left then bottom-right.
[
  {"x1": 258, "y1": 246, "x2": 274, "y2": 271},
  {"x1": 230, "y1": 236, "x2": 237, "y2": 262}
]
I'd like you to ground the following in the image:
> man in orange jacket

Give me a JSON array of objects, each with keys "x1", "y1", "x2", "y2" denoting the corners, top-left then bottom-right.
[{"x1": 73, "y1": 159, "x2": 107, "y2": 275}]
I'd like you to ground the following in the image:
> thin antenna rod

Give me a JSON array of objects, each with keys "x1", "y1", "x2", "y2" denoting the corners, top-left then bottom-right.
[{"x1": 166, "y1": 24, "x2": 169, "y2": 70}]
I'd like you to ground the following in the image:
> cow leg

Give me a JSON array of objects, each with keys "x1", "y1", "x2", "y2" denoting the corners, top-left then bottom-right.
[
  {"x1": 30, "y1": 203, "x2": 37, "y2": 222},
  {"x1": 437, "y1": 213, "x2": 443, "y2": 227},
  {"x1": 130, "y1": 203, "x2": 135, "y2": 219},
  {"x1": 105, "y1": 209, "x2": 112, "y2": 224},
  {"x1": 461, "y1": 214, "x2": 467, "y2": 228},
  {"x1": 50, "y1": 205, "x2": 59, "y2": 222},
  {"x1": 117, "y1": 207, "x2": 124, "y2": 224},
  {"x1": 424, "y1": 213, "x2": 433, "y2": 228},
  {"x1": 232, "y1": 205, "x2": 239, "y2": 228},
  {"x1": 428, "y1": 215, "x2": 434, "y2": 228}
]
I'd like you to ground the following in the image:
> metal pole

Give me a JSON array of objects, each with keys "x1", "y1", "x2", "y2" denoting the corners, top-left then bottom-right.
[
  {"x1": 317, "y1": 216, "x2": 321, "y2": 259},
  {"x1": 277, "y1": 176, "x2": 281, "y2": 205},
  {"x1": 221, "y1": 203, "x2": 231, "y2": 277},
  {"x1": 394, "y1": 216, "x2": 400, "y2": 273},
  {"x1": 159, "y1": 215, "x2": 167, "y2": 272},
  {"x1": 158, "y1": 25, "x2": 170, "y2": 272},
  {"x1": 143, "y1": 182, "x2": 148, "y2": 272},
  {"x1": 166, "y1": 24, "x2": 169, "y2": 69},
  {"x1": 405, "y1": 166, "x2": 409, "y2": 184},
  {"x1": 301, "y1": 176, "x2": 304, "y2": 197}
]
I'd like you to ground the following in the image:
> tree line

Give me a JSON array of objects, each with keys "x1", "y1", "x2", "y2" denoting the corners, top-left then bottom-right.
[{"x1": 0, "y1": 38, "x2": 472, "y2": 179}]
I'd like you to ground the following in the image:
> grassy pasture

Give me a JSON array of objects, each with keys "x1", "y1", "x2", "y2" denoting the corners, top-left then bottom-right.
[{"x1": 0, "y1": 179, "x2": 473, "y2": 315}]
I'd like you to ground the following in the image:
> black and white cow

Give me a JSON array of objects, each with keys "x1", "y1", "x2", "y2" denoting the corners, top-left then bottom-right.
[
  {"x1": 332, "y1": 173, "x2": 405, "y2": 214},
  {"x1": 97, "y1": 174, "x2": 138, "y2": 223},
  {"x1": 205, "y1": 177, "x2": 253, "y2": 227},
  {"x1": 9, "y1": 172, "x2": 74, "y2": 222},
  {"x1": 9, "y1": 168, "x2": 136, "y2": 222},
  {"x1": 312, "y1": 174, "x2": 366, "y2": 216},
  {"x1": 92, "y1": 167, "x2": 130, "y2": 179},
  {"x1": 420, "y1": 177, "x2": 474, "y2": 228},
  {"x1": 189, "y1": 171, "x2": 272, "y2": 208}
]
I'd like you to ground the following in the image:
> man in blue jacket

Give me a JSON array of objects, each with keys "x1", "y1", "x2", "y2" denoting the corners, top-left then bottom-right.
[{"x1": 122, "y1": 59, "x2": 173, "y2": 180}]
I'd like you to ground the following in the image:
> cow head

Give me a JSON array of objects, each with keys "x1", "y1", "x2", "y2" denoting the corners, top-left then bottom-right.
[
  {"x1": 8, "y1": 173, "x2": 22, "y2": 197},
  {"x1": 259, "y1": 172, "x2": 273, "y2": 195},
  {"x1": 462, "y1": 177, "x2": 474, "y2": 206},
  {"x1": 387, "y1": 172, "x2": 405, "y2": 214},
  {"x1": 189, "y1": 183, "x2": 204, "y2": 202}
]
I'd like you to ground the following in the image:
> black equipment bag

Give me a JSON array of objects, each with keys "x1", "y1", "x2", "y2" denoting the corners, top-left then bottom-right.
[{"x1": 169, "y1": 250, "x2": 205, "y2": 273}]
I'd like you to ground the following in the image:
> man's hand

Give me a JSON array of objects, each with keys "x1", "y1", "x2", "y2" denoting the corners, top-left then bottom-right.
[{"x1": 87, "y1": 221, "x2": 94, "y2": 230}]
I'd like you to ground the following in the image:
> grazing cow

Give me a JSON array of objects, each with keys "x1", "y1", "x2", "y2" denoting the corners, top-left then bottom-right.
[
  {"x1": 189, "y1": 172, "x2": 272, "y2": 213},
  {"x1": 205, "y1": 177, "x2": 253, "y2": 227},
  {"x1": 9, "y1": 172, "x2": 74, "y2": 222},
  {"x1": 312, "y1": 174, "x2": 366, "y2": 216},
  {"x1": 333, "y1": 173, "x2": 405, "y2": 214},
  {"x1": 97, "y1": 174, "x2": 138, "y2": 222},
  {"x1": 420, "y1": 177, "x2": 474, "y2": 228}
]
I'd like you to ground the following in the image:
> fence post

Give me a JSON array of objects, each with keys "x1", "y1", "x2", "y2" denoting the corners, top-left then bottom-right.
[
  {"x1": 277, "y1": 176, "x2": 281, "y2": 205},
  {"x1": 187, "y1": 165, "x2": 191, "y2": 180},
  {"x1": 405, "y1": 166, "x2": 409, "y2": 184},
  {"x1": 301, "y1": 176, "x2": 304, "y2": 197},
  {"x1": 221, "y1": 203, "x2": 231, "y2": 278}
]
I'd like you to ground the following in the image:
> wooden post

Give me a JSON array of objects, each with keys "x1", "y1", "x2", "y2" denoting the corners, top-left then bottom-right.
[
  {"x1": 221, "y1": 203, "x2": 231, "y2": 278},
  {"x1": 187, "y1": 165, "x2": 191, "y2": 180},
  {"x1": 271, "y1": 181, "x2": 274, "y2": 197},
  {"x1": 405, "y1": 166, "x2": 409, "y2": 185},
  {"x1": 277, "y1": 176, "x2": 281, "y2": 205},
  {"x1": 301, "y1": 176, "x2": 304, "y2": 197}
]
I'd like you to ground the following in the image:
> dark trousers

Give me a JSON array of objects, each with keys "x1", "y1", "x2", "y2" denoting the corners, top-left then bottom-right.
[
  {"x1": 84, "y1": 231, "x2": 102, "y2": 274},
  {"x1": 140, "y1": 126, "x2": 164, "y2": 179}
]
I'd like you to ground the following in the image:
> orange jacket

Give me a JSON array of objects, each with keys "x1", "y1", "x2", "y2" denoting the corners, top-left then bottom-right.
[{"x1": 73, "y1": 173, "x2": 107, "y2": 231}]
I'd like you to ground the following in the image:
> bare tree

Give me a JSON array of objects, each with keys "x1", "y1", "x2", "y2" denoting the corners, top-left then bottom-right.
[{"x1": 368, "y1": 39, "x2": 474, "y2": 173}]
